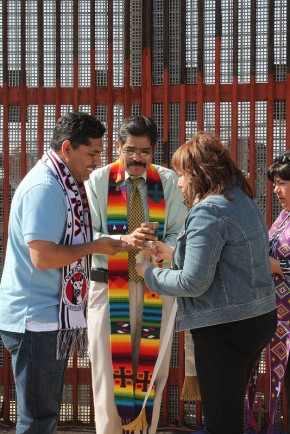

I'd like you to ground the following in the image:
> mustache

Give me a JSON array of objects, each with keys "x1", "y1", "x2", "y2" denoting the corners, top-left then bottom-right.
[{"x1": 127, "y1": 161, "x2": 146, "y2": 168}]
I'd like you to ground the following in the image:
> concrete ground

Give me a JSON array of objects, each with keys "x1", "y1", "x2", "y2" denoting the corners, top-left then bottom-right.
[
  {"x1": 0, "y1": 431, "x2": 194, "y2": 434},
  {"x1": 0, "y1": 427, "x2": 197, "y2": 434},
  {"x1": 0, "y1": 428, "x2": 197, "y2": 434}
]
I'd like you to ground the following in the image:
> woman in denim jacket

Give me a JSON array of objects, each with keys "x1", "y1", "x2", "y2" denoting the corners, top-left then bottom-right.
[{"x1": 137, "y1": 132, "x2": 277, "y2": 434}]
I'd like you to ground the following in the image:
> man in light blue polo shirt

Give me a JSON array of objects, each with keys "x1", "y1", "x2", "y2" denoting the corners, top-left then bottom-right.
[{"x1": 0, "y1": 112, "x2": 125, "y2": 434}]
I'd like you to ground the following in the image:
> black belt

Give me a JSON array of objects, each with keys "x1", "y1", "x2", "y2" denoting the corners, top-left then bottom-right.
[{"x1": 90, "y1": 268, "x2": 109, "y2": 283}]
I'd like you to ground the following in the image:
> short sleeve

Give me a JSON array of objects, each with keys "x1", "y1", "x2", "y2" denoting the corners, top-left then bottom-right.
[{"x1": 22, "y1": 183, "x2": 67, "y2": 244}]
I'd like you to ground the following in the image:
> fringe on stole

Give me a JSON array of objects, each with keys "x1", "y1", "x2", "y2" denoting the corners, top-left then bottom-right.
[
  {"x1": 56, "y1": 328, "x2": 88, "y2": 360},
  {"x1": 121, "y1": 408, "x2": 148, "y2": 432},
  {"x1": 181, "y1": 375, "x2": 201, "y2": 401}
]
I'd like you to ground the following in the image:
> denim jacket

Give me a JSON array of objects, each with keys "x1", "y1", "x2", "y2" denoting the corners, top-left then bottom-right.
[{"x1": 144, "y1": 186, "x2": 276, "y2": 331}]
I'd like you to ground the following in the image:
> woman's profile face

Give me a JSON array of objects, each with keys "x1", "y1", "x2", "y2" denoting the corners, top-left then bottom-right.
[
  {"x1": 177, "y1": 174, "x2": 187, "y2": 196},
  {"x1": 274, "y1": 176, "x2": 290, "y2": 211}
]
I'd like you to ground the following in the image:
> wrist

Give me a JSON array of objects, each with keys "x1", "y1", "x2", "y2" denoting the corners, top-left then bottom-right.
[
  {"x1": 121, "y1": 234, "x2": 133, "y2": 246},
  {"x1": 120, "y1": 234, "x2": 128, "y2": 243},
  {"x1": 167, "y1": 245, "x2": 174, "y2": 259}
]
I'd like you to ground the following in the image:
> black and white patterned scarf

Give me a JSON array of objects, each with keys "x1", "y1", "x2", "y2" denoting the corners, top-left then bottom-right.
[{"x1": 42, "y1": 149, "x2": 92, "y2": 359}]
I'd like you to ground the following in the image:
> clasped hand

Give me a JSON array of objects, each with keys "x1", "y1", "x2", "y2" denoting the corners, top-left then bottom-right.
[
  {"x1": 135, "y1": 240, "x2": 174, "y2": 277},
  {"x1": 120, "y1": 222, "x2": 157, "y2": 249}
]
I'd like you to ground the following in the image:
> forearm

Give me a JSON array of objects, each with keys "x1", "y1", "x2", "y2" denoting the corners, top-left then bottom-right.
[
  {"x1": 29, "y1": 241, "x2": 97, "y2": 270},
  {"x1": 29, "y1": 238, "x2": 122, "y2": 270},
  {"x1": 270, "y1": 257, "x2": 284, "y2": 276},
  {"x1": 270, "y1": 256, "x2": 290, "y2": 277},
  {"x1": 144, "y1": 266, "x2": 209, "y2": 297}
]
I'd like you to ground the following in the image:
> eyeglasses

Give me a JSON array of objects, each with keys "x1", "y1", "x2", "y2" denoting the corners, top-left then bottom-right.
[{"x1": 122, "y1": 147, "x2": 152, "y2": 158}]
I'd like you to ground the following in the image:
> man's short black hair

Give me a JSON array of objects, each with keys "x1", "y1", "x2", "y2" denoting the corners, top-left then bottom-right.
[
  {"x1": 50, "y1": 111, "x2": 106, "y2": 151},
  {"x1": 118, "y1": 116, "x2": 158, "y2": 146}
]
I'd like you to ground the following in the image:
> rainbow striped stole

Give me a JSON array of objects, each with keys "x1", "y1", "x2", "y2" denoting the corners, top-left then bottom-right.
[{"x1": 107, "y1": 160, "x2": 165, "y2": 430}]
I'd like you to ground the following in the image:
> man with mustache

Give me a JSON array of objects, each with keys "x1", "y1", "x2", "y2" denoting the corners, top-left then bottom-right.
[{"x1": 85, "y1": 115, "x2": 186, "y2": 434}]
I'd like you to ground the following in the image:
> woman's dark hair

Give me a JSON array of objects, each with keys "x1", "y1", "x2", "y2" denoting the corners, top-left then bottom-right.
[
  {"x1": 267, "y1": 152, "x2": 290, "y2": 182},
  {"x1": 118, "y1": 116, "x2": 158, "y2": 146},
  {"x1": 171, "y1": 131, "x2": 253, "y2": 207},
  {"x1": 50, "y1": 111, "x2": 106, "y2": 151}
]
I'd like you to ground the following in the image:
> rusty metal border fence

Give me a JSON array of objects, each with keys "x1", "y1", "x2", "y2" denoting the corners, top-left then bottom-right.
[{"x1": 0, "y1": 0, "x2": 290, "y2": 431}]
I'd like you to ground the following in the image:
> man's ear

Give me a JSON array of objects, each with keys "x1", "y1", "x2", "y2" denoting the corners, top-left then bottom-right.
[
  {"x1": 60, "y1": 140, "x2": 72, "y2": 162},
  {"x1": 116, "y1": 140, "x2": 122, "y2": 156}
]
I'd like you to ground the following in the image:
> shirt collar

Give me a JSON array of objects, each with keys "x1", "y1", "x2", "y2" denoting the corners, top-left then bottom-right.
[{"x1": 125, "y1": 170, "x2": 147, "y2": 181}]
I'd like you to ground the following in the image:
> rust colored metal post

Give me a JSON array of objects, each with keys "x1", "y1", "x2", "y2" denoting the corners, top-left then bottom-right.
[
  {"x1": 179, "y1": 84, "x2": 186, "y2": 146},
  {"x1": 195, "y1": 400, "x2": 203, "y2": 426}
]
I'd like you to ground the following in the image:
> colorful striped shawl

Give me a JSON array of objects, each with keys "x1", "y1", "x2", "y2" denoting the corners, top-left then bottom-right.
[{"x1": 107, "y1": 160, "x2": 165, "y2": 431}]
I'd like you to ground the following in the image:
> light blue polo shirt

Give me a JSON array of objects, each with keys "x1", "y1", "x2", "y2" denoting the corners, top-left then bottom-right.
[{"x1": 0, "y1": 160, "x2": 67, "y2": 333}]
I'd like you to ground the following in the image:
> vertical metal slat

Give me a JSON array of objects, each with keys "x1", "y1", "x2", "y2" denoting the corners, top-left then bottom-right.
[
  {"x1": 124, "y1": 0, "x2": 131, "y2": 118},
  {"x1": 249, "y1": 0, "x2": 257, "y2": 194},
  {"x1": 231, "y1": 0, "x2": 238, "y2": 163},
  {"x1": 197, "y1": 0, "x2": 204, "y2": 130},
  {"x1": 107, "y1": 0, "x2": 113, "y2": 162},
  {"x1": 141, "y1": 0, "x2": 152, "y2": 116},
  {"x1": 163, "y1": 0, "x2": 169, "y2": 166},
  {"x1": 55, "y1": 0, "x2": 61, "y2": 119},
  {"x1": 37, "y1": 0, "x2": 44, "y2": 157},
  {"x1": 214, "y1": 0, "x2": 221, "y2": 136},
  {"x1": 266, "y1": 0, "x2": 274, "y2": 226},
  {"x1": 20, "y1": 0, "x2": 27, "y2": 180}
]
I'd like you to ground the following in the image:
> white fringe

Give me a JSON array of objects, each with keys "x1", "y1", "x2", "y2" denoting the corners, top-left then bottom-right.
[{"x1": 56, "y1": 328, "x2": 88, "y2": 360}]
